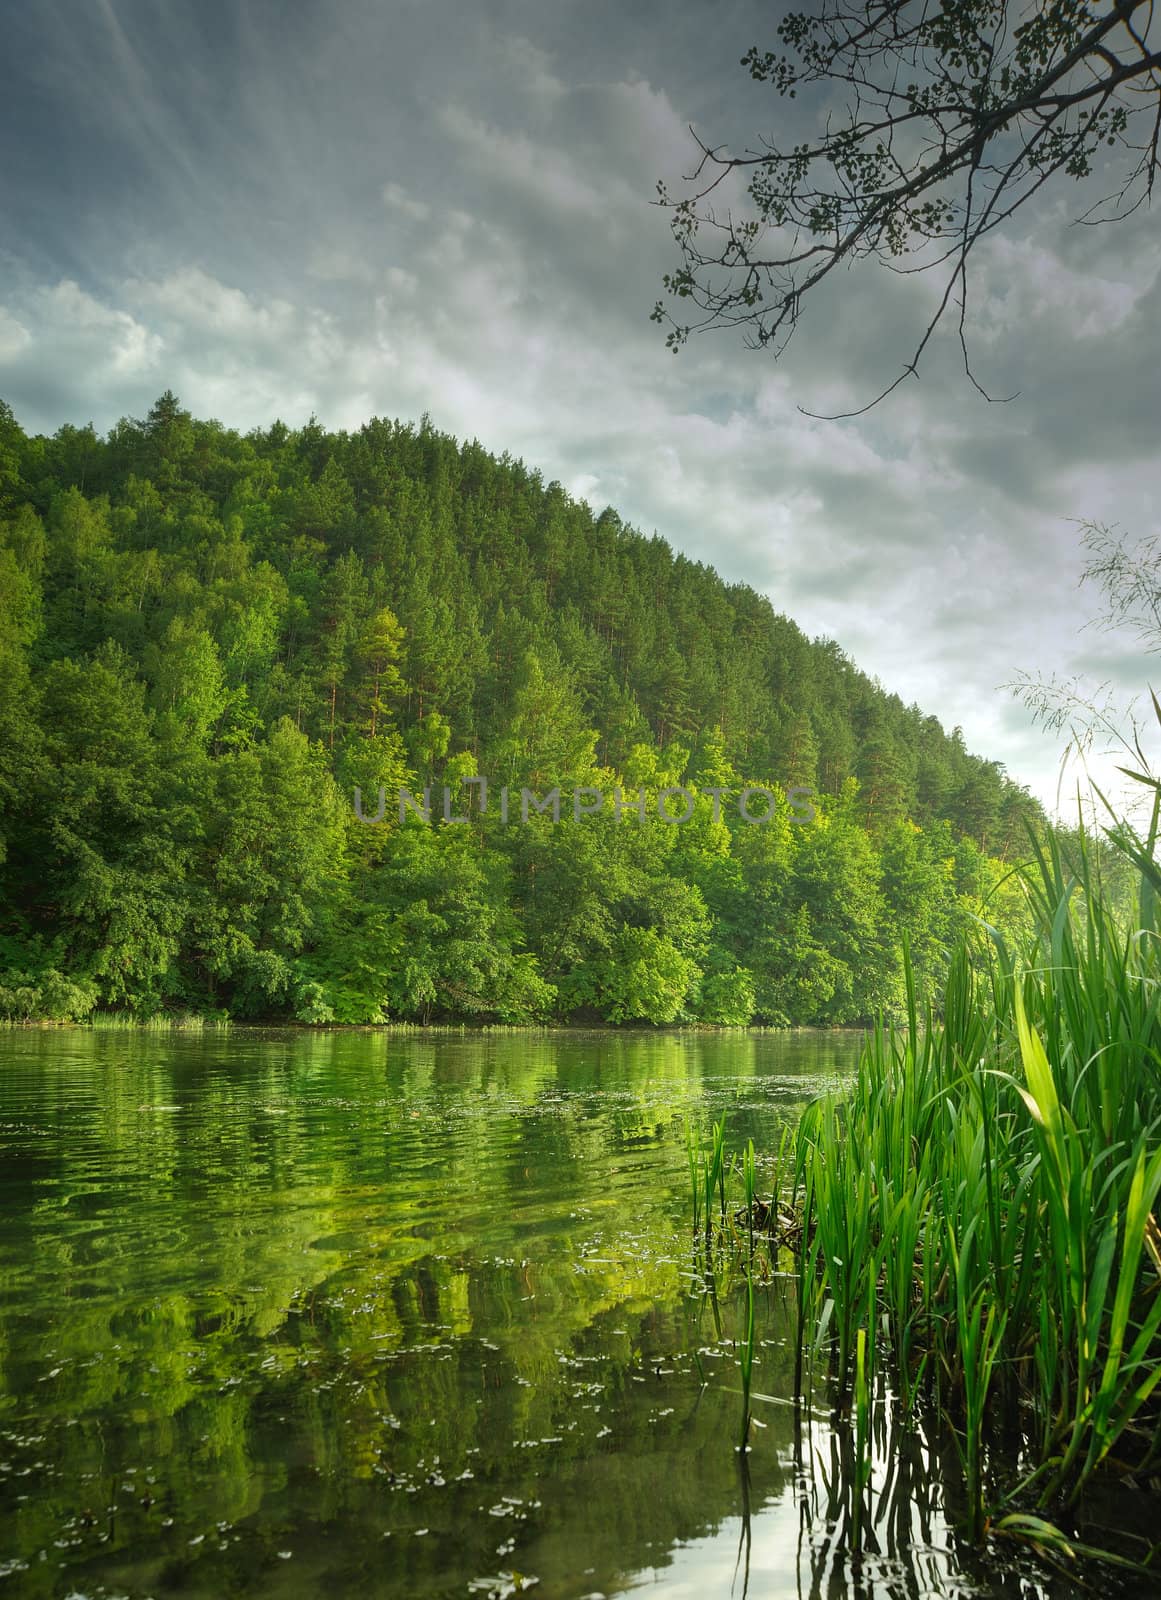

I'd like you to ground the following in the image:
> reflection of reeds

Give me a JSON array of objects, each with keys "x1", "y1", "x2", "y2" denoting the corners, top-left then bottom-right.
[
  {"x1": 684, "y1": 1123, "x2": 762, "y2": 1453},
  {"x1": 739, "y1": 1138, "x2": 756, "y2": 1452},
  {"x1": 851, "y1": 1325, "x2": 870, "y2": 1551},
  {"x1": 685, "y1": 1119, "x2": 703, "y2": 1237},
  {"x1": 739, "y1": 1263, "x2": 755, "y2": 1454}
]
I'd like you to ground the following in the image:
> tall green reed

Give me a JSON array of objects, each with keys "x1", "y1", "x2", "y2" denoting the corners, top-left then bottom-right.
[
  {"x1": 685, "y1": 1114, "x2": 732, "y2": 1251},
  {"x1": 776, "y1": 819, "x2": 1161, "y2": 1546}
]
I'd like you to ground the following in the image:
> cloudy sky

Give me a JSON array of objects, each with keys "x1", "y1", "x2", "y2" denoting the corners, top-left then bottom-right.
[{"x1": 2, "y1": 0, "x2": 1159, "y2": 814}]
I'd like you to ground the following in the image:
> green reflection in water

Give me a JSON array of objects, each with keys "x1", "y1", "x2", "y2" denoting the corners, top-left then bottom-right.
[{"x1": 0, "y1": 1029, "x2": 1096, "y2": 1598}]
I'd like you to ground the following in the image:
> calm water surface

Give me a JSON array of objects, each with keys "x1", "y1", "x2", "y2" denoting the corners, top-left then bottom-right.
[{"x1": 0, "y1": 1029, "x2": 1115, "y2": 1598}]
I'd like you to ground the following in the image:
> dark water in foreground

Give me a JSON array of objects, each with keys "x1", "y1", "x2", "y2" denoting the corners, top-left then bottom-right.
[{"x1": 0, "y1": 1029, "x2": 1141, "y2": 1599}]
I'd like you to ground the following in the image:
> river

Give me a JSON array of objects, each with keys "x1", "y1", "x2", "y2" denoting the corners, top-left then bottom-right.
[{"x1": 0, "y1": 1027, "x2": 1106, "y2": 1598}]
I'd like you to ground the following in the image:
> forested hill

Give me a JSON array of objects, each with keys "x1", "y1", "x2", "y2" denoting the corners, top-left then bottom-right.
[{"x1": 0, "y1": 393, "x2": 1041, "y2": 1026}]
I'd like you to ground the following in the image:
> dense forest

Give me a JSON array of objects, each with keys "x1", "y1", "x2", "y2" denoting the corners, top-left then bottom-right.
[{"x1": 0, "y1": 392, "x2": 1047, "y2": 1026}]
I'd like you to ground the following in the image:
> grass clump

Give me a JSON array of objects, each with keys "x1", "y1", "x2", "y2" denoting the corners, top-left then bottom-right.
[{"x1": 789, "y1": 819, "x2": 1161, "y2": 1546}]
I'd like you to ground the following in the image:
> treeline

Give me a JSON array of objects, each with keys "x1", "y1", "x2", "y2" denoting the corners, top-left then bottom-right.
[{"x1": 0, "y1": 392, "x2": 1046, "y2": 1025}]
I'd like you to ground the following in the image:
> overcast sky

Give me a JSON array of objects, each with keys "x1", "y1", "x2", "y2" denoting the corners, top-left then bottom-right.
[{"x1": 2, "y1": 0, "x2": 1159, "y2": 814}]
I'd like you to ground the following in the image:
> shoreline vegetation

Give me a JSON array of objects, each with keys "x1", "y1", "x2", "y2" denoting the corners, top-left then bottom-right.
[
  {"x1": 698, "y1": 807, "x2": 1161, "y2": 1583},
  {"x1": 0, "y1": 1015, "x2": 868, "y2": 1034}
]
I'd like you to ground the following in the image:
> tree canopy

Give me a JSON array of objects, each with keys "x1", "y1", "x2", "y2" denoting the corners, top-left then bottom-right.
[
  {"x1": 653, "y1": 1, "x2": 1161, "y2": 412},
  {"x1": 0, "y1": 394, "x2": 1057, "y2": 1027}
]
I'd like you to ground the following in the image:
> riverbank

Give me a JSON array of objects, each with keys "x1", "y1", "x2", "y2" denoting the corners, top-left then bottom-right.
[{"x1": 1, "y1": 1013, "x2": 870, "y2": 1035}]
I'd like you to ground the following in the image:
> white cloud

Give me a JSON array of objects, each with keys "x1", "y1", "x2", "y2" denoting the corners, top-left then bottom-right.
[
  {"x1": 0, "y1": 308, "x2": 31, "y2": 361},
  {"x1": 382, "y1": 182, "x2": 431, "y2": 223}
]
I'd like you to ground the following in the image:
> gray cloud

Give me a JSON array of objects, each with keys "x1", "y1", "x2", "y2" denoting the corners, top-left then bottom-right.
[{"x1": 1, "y1": 0, "x2": 1157, "y2": 813}]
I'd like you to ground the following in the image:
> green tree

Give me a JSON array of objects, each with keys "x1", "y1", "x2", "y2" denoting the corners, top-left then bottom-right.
[
  {"x1": 190, "y1": 719, "x2": 347, "y2": 1015},
  {"x1": 130, "y1": 390, "x2": 196, "y2": 487},
  {"x1": 576, "y1": 925, "x2": 700, "y2": 1025},
  {"x1": 355, "y1": 605, "x2": 406, "y2": 738},
  {"x1": 0, "y1": 399, "x2": 28, "y2": 510},
  {"x1": 20, "y1": 643, "x2": 191, "y2": 1009},
  {"x1": 303, "y1": 825, "x2": 555, "y2": 1023},
  {"x1": 0, "y1": 396, "x2": 1043, "y2": 1023},
  {"x1": 316, "y1": 550, "x2": 369, "y2": 747},
  {"x1": 488, "y1": 648, "x2": 600, "y2": 789},
  {"x1": 144, "y1": 618, "x2": 228, "y2": 748}
]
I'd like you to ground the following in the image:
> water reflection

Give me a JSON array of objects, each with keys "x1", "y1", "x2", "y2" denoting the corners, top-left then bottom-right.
[{"x1": 0, "y1": 1028, "x2": 1142, "y2": 1597}]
